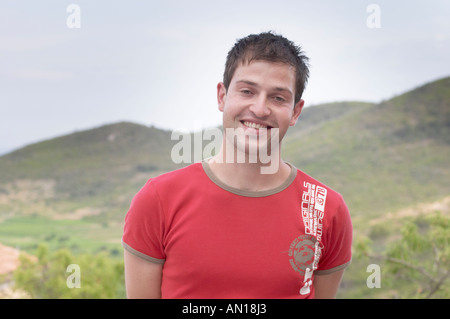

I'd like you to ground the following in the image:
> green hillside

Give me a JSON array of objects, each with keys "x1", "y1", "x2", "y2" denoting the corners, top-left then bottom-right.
[
  {"x1": 0, "y1": 122, "x2": 182, "y2": 256},
  {"x1": 0, "y1": 122, "x2": 179, "y2": 221},
  {"x1": 284, "y1": 76, "x2": 450, "y2": 226},
  {"x1": 0, "y1": 76, "x2": 449, "y2": 298}
]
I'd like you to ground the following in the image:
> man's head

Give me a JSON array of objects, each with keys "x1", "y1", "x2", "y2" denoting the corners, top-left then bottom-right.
[
  {"x1": 223, "y1": 31, "x2": 310, "y2": 104},
  {"x1": 216, "y1": 32, "x2": 310, "y2": 169}
]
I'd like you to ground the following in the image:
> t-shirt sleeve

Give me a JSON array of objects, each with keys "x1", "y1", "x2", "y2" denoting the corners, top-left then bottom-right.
[
  {"x1": 122, "y1": 179, "x2": 166, "y2": 264},
  {"x1": 315, "y1": 194, "x2": 353, "y2": 275}
]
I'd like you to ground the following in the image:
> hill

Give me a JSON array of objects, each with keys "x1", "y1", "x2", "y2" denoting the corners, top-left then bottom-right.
[
  {"x1": 283, "y1": 76, "x2": 450, "y2": 225},
  {"x1": 0, "y1": 122, "x2": 182, "y2": 255},
  {"x1": 0, "y1": 122, "x2": 179, "y2": 220}
]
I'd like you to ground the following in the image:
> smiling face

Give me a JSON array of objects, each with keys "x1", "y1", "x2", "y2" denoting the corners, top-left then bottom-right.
[{"x1": 217, "y1": 60, "x2": 304, "y2": 159}]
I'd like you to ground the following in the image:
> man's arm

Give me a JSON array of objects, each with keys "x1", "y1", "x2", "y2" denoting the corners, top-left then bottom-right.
[
  {"x1": 124, "y1": 249, "x2": 163, "y2": 298},
  {"x1": 313, "y1": 269, "x2": 346, "y2": 299}
]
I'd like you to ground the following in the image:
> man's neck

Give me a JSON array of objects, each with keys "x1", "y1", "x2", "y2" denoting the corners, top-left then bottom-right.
[{"x1": 207, "y1": 150, "x2": 291, "y2": 192}]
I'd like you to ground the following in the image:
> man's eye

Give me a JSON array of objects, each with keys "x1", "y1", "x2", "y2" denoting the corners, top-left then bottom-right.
[
  {"x1": 241, "y1": 90, "x2": 252, "y2": 95},
  {"x1": 274, "y1": 96, "x2": 286, "y2": 102}
]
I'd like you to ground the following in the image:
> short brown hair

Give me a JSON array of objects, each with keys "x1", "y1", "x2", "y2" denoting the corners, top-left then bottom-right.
[{"x1": 223, "y1": 31, "x2": 310, "y2": 104}]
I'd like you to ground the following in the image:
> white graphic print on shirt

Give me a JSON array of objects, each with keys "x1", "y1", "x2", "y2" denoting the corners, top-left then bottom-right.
[{"x1": 297, "y1": 181, "x2": 327, "y2": 295}]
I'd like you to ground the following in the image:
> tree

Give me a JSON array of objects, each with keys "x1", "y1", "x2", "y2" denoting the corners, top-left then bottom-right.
[
  {"x1": 356, "y1": 212, "x2": 449, "y2": 298},
  {"x1": 13, "y1": 244, "x2": 125, "y2": 298}
]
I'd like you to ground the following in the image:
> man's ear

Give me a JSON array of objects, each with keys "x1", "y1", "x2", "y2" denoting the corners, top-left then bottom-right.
[
  {"x1": 217, "y1": 82, "x2": 227, "y2": 112},
  {"x1": 289, "y1": 99, "x2": 305, "y2": 126}
]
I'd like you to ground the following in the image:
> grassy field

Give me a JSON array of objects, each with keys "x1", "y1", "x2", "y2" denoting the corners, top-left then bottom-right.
[{"x1": 0, "y1": 215, "x2": 123, "y2": 258}]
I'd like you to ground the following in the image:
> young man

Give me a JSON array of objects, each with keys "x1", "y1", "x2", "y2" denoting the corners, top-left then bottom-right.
[{"x1": 122, "y1": 32, "x2": 352, "y2": 299}]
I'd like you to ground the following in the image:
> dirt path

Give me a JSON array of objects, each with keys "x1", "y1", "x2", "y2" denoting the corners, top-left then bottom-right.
[{"x1": 369, "y1": 195, "x2": 450, "y2": 226}]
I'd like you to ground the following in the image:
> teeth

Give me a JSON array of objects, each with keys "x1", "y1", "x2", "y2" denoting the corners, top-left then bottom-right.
[{"x1": 243, "y1": 121, "x2": 267, "y2": 129}]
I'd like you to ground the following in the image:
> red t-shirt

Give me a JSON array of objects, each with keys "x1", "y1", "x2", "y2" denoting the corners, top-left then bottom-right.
[{"x1": 122, "y1": 161, "x2": 352, "y2": 299}]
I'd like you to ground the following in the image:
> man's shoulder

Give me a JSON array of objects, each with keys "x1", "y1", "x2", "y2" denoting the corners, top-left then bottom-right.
[
  {"x1": 143, "y1": 162, "x2": 204, "y2": 191},
  {"x1": 155, "y1": 162, "x2": 202, "y2": 179}
]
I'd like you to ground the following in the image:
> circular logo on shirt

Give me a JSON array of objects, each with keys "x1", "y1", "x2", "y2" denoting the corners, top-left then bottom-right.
[{"x1": 288, "y1": 235, "x2": 320, "y2": 274}]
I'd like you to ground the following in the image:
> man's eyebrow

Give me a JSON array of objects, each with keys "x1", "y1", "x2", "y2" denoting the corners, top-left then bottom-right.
[
  {"x1": 236, "y1": 80, "x2": 292, "y2": 95},
  {"x1": 236, "y1": 80, "x2": 259, "y2": 87},
  {"x1": 273, "y1": 86, "x2": 292, "y2": 94}
]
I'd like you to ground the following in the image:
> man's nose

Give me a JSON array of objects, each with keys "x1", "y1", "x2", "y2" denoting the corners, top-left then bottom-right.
[{"x1": 249, "y1": 95, "x2": 271, "y2": 118}]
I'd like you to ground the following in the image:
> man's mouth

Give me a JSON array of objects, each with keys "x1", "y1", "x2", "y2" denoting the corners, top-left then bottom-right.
[{"x1": 241, "y1": 121, "x2": 272, "y2": 129}]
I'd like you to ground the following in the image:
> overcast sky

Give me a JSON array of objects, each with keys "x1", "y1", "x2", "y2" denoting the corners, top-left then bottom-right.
[{"x1": 0, "y1": 0, "x2": 449, "y2": 154}]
